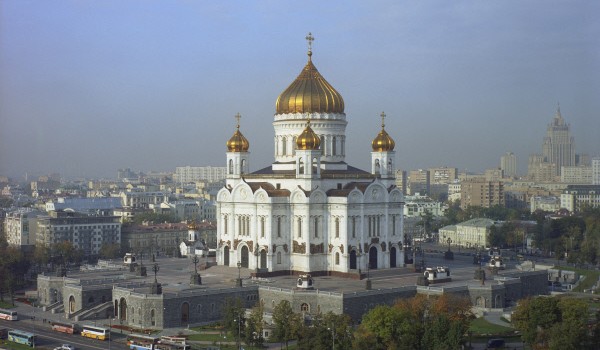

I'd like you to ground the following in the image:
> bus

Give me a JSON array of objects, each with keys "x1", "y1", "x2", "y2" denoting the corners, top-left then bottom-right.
[
  {"x1": 7, "y1": 329, "x2": 36, "y2": 347},
  {"x1": 51, "y1": 321, "x2": 80, "y2": 334},
  {"x1": 155, "y1": 337, "x2": 190, "y2": 350},
  {"x1": 0, "y1": 308, "x2": 18, "y2": 321},
  {"x1": 81, "y1": 325, "x2": 110, "y2": 340},
  {"x1": 127, "y1": 334, "x2": 159, "y2": 350}
]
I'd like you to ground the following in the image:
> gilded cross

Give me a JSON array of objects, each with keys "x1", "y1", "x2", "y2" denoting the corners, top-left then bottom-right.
[
  {"x1": 235, "y1": 113, "x2": 241, "y2": 129},
  {"x1": 380, "y1": 111, "x2": 386, "y2": 128},
  {"x1": 305, "y1": 32, "x2": 314, "y2": 52}
]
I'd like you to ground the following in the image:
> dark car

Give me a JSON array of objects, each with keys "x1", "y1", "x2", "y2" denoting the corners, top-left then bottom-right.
[{"x1": 486, "y1": 338, "x2": 505, "y2": 349}]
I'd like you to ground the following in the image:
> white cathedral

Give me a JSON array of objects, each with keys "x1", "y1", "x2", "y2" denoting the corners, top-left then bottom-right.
[{"x1": 216, "y1": 34, "x2": 405, "y2": 276}]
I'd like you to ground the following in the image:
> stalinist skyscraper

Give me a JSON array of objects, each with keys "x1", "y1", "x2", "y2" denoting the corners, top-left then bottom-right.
[{"x1": 542, "y1": 104, "x2": 575, "y2": 176}]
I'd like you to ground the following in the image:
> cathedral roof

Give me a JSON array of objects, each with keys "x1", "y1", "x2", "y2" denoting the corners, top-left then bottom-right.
[{"x1": 275, "y1": 35, "x2": 344, "y2": 115}]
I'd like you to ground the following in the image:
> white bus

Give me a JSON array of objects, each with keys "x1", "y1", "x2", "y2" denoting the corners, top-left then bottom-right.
[
  {"x1": 81, "y1": 325, "x2": 110, "y2": 340},
  {"x1": 0, "y1": 308, "x2": 17, "y2": 321}
]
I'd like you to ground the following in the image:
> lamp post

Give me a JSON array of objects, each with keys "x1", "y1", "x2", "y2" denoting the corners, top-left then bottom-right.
[
  {"x1": 327, "y1": 325, "x2": 336, "y2": 350},
  {"x1": 237, "y1": 261, "x2": 242, "y2": 287}
]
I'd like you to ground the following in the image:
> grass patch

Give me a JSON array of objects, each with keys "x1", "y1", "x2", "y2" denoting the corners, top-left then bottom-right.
[
  {"x1": 469, "y1": 317, "x2": 514, "y2": 336},
  {"x1": 0, "y1": 300, "x2": 15, "y2": 309},
  {"x1": 187, "y1": 332, "x2": 235, "y2": 342},
  {"x1": 554, "y1": 266, "x2": 600, "y2": 292},
  {"x1": 0, "y1": 339, "x2": 34, "y2": 350}
]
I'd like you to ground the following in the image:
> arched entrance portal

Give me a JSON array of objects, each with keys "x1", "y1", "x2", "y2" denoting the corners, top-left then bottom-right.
[
  {"x1": 369, "y1": 246, "x2": 378, "y2": 269},
  {"x1": 119, "y1": 298, "x2": 127, "y2": 320},
  {"x1": 349, "y1": 250, "x2": 357, "y2": 270},
  {"x1": 241, "y1": 246, "x2": 249, "y2": 268},
  {"x1": 260, "y1": 250, "x2": 267, "y2": 269},
  {"x1": 223, "y1": 246, "x2": 230, "y2": 266},
  {"x1": 68, "y1": 296, "x2": 75, "y2": 313},
  {"x1": 390, "y1": 246, "x2": 397, "y2": 268}
]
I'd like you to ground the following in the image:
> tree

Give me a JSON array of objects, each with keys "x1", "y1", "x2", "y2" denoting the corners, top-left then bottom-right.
[
  {"x1": 548, "y1": 298, "x2": 589, "y2": 350},
  {"x1": 222, "y1": 297, "x2": 245, "y2": 344},
  {"x1": 244, "y1": 301, "x2": 265, "y2": 348},
  {"x1": 271, "y1": 300, "x2": 302, "y2": 349},
  {"x1": 99, "y1": 243, "x2": 122, "y2": 259},
  {"x1": 513, "y1": 296, "x2": 561, "y2": 348}
]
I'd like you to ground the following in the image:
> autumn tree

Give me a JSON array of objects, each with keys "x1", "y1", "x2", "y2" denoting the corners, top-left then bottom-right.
[{"x1": 244, "y1": 301, "x2": 265, "y2": 348}]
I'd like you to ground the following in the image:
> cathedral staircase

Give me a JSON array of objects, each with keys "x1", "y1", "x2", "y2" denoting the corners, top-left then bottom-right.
[{"x1": 72, "y1": 301, "x2": 113, "y2": 321}]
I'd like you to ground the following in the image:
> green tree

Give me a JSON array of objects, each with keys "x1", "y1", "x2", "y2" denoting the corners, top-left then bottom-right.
[
  {"x1": 132, "y1": 212, "x2": 179, "y2": 224},
  {"x1": 513, "y1": 296, "x2": 561, "y2": 348},
  {"x1": 548, "y1": 298, "x2": 589, "y2": 350},
  {"x1": 244, "y1": 301, "x2": 265, "y2": 348},
  {"x1": 99, "y1": 243, "x2": 122, "y2": 259},
  {"x1": 222, "y1": 297, "x2": 245, "y2": 345},
  {"x1": 271, "y1": 300, "x2": 302, "y2": 349}
]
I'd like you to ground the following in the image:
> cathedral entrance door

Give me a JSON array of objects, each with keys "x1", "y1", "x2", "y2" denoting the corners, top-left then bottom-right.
[
  {"x1": 349, "y1": 250, "x2": 357, "y2": 269},
  {"x1": 369, "y1": 246, "x2": 378, "y2": 269},
  {"x1": 260, "y1": 250, "x2": 267, "y2": 269},
  {"x1": 224, "y1": 246, "x2": 230, "y2": 266},
  {"x1": 241, "y1": 246, "x2": 249, "y2": 268},
  {"x1": 390, "y1": 247, "x2": 397, "y2": 268}
]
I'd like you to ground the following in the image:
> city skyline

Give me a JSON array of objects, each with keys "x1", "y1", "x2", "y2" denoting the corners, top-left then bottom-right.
[{"x1": 1, "y1": 1, "x2": 599, "y2": 179}]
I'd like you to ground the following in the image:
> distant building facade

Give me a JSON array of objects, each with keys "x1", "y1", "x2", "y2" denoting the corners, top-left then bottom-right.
[
  {"x1": 560, "y1": 166, "x2": 592, "y2": 184},
  {"x1": 4, "y1": 208, "x2": 42, "y2": 247},
  {"x1": 542, "y1": 105, "x2": 575, "y2": 176},
  {"x1": 592, "y1": 157, "x2": 600, "y2": 185},
  {"x1": 36, "y1": 211, "x2": 121, "y2": 255},
  {"x1": 561, "y1": 185, "x2": 600, "y2": 213},
  {"x1": 439, "y1": 218, "x2": 497, "y2": 249},
  {"x1": 500, "y1": 152, "x2": 517, "y2": 178},
  {"x1": 460, "y1": 179, "x2": 504, "y2": 209},
  {"x1": 175, "y1": 166, "x2": 227, "y2": 183}
]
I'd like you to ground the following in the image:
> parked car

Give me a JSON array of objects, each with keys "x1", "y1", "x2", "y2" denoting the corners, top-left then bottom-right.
[{"x1": 486, "y1": 338, "x2": 505, "y2": 349}]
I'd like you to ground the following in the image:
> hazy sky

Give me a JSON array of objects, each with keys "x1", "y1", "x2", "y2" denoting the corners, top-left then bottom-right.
[{"x1": 1, "y1": 1, "x2": 599, "y2": 180}]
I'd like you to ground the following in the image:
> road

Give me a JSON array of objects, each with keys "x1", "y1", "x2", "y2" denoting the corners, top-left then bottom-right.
[{"x1": 0, "y1": 317, "x2": 129, "y2": 350}]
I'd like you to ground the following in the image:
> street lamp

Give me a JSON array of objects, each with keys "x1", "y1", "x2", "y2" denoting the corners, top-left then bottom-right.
[
  {"x1": 327, "y1": 325, "x2": 336, "y2": 350},
  {"x1": 237, "y1": 261, "x2": 242, "y2": 287}
]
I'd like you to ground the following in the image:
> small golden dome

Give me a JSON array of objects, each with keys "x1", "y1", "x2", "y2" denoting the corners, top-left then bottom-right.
[
  {"x1": 226, "y1": 113, "x2": 250, "y2": 152},
  {"x1": 372, "y1": 112, "x2": 395, "y2": 152},
  {"x1": 275, "y1": 40, "x2": 344, "y2": 115},
  {"x1": 296, "y1": 120, "x2": 321, "y2": 150},
  {"x1": 187, "y1": 221, "x2": 198, "y2": 231}
]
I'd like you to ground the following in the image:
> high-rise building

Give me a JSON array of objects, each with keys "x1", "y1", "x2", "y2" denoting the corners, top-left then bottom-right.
[
  {"x1": 408, "y1": 169, "x2": 430, "y2": 195},
  {"x1": 542, "y1": 104, "x2": 575, "y2": 176},
  {"x1": 500, "y1": 152, "x2": 517, "y2": 178},
  {"x1": 217, "y1": 36, "x2": 404, "y2": 275},
  {"x1": 593, "y1": 157, "x2": 600, "y2": 185}
]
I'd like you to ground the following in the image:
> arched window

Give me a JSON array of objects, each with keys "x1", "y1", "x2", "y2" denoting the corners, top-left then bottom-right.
[
  {"x1": 151, "y1": 309, "x2": 155, "y2": 326},
  {"x1": 312, "y1": 157, "x2": 318, "y2": 174},
  {"x1": 388, "y1": 158, "x2": 393, "y2": 173},
  {"x1": 375, "y1": 159, "x2": 381, "y2": 174},
  {"x1": 241, "y1": 159, "x2": 246, "y2": 174},
  {"x1": 88, "y1": 296, "x2": 94, "y2": 304},
  {"x1": 293, "y1": 136, "x2": 297, "y2": 155},
  {"x1": 277, "y1": 217, "x2": 282, "y2": 238},
  {"x1": 228, "y1": 159, "x2": 233, "y2": 174},
  {"x1": 335, "y1": 217, "x2": 340, "y2": 238},
  {"x1": 332, "y1": 136, "x2": 337, "y2": 155},
  {"x1": 314, "y1": 217, "x2": 319, "y2": 238},
  {"x1": 301, "y1": 303, "x2": 310, "y2": 312},
  {"x1": 297, "y1": 217, "x2": 302, "y2": 238},
  {"x1": 298, "y1": 158, "x2": 304, "y2": 174},
  {"x1": 282, "y1": 137, "x2": 287, "y2": 155},
  {"x1": 335, "y1": 252, "x2": 340, "y2": 265},
  {"x1": 277, "y1": 252, "x2": 282, "y2": 264}
]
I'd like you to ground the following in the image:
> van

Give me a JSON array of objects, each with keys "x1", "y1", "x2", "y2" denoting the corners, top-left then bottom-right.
[{"x1": 486, "y1": 338, "x2": 505, "y2": 349}]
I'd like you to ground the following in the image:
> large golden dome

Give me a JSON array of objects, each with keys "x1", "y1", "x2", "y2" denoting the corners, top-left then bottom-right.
[
  {"x1": 226, "y1": 113, "x2": 250, "y2": 152},
  {"x1": 275, "y1": 52, "x2": 345, "y2": 115},
  {"x1": 372, "y1": 112, "x2": 395, "y2": 152},
  {"x1": 296, "y1": 120, "x2": 321, "y2": 150}
]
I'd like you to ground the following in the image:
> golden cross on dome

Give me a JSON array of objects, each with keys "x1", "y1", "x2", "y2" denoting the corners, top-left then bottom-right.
[
  {"x1": 380, "y1": 111, "x2": 386, "y2": 128},
  {"x1": 306, "y1": 32, "x2": 314, "y2": 56},
  {"x1": 235, "y1": 113, "x2": 241, "y2": 129}
]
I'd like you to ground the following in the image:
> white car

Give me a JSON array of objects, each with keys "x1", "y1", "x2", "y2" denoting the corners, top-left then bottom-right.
[{"x1": 54, "y1": 344, "x2": 76, "y2": 350}]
